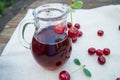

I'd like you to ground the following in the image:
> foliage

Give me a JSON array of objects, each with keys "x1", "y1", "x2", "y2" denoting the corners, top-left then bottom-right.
[{"x1": 0, "y1": 0, "x2": 16, "y2": 14}]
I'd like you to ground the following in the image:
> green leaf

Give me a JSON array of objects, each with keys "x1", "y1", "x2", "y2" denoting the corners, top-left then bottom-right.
[
  {"x1": 83, "y1": 68, "x2": 92, "y2": 77},
  {"x1": 74, "y1": 58, "x2": 81, "y2": 66},
  {"x1": 72, "y1": 1, "x2": 83, "y2": 9}
]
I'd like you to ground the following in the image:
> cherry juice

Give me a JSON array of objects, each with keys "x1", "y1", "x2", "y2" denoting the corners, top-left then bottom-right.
[{"x1": 32, "y1": 26, "x2": 72, "y2": 70}]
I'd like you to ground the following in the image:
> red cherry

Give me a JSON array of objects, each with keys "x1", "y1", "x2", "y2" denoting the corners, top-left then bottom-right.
[
  {"x1": 72, "y1": 37, "x2": 77, "y2": 43},
  {"x1": 97, "y1": 30, "x2": 104, "y2": 36},
  {"x1": 88, "y1": 47, "x2": 96, "y2": 55},
  {"x1": 103, "y1": 48, "x2": 110, "y2": 56},
  {"x1": 98, "y1": 56, "x2": 106, "y2": 65},
  {"x1": 68, "y1": 29, "x2": 74, "y2": 38},
  {"x1": 54, "y1": 23, "x2": 65, "y2": 34},
  {"x1": 77, "y1": 31, "x2": 83, "y2": 37},
  {"x1": 96, "y1": 49, "x2": 103, "y2": 56},
  {"x1": 68, "y1": 27, "x2": 79, "y2": 38},
  {"x1": 59, "y1": 70, "x2": 70, "y2": 80},
  {"x1": 116, "y1": 77, "x2": 120, "y2": 80},
  {"x1": 74, "y1": 23, "x2": 80, "y2": 29},
  {"x1": 67, "y1": 22, "x2": 72, "y2": 28}
]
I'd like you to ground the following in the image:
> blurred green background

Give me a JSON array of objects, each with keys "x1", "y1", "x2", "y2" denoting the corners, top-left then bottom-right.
[{"x1": 0, "y1": 0, "x2": 16, "y2": 15}]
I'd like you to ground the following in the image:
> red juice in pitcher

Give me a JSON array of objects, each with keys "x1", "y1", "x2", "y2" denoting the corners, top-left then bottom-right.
[{"x1": 32, "y1": 25, "x2": 72, "y2": 70}]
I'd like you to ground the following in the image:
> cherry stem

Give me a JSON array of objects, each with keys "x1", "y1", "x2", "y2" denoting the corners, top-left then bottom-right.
[
  {"x1": 70, "y1": 65, "x2": 86, "y2": 74},
  {"x1": 70, "y1": 67, "x2": 81, "y2": 74},
  {"x1": 70, "y1": 12, "x2": 74, "y2": 29},
  {"x1": 70, "y1": 2, "x2": 74, "y2": 30}
]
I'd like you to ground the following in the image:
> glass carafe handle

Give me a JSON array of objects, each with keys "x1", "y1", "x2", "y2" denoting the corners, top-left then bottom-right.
[{"x1": 18, "y1": 19, "x2": 34, "y2": 49}]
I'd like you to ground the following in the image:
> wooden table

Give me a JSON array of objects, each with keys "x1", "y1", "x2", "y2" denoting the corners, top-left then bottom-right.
[{"x1": 0, "y1": 0, "x2": 120, "y2": 55}]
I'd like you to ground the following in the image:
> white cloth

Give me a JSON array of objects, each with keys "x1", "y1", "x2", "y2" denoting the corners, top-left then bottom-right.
[{"x1": 0, "y1": 5, "x2": 120, "y2": 80}]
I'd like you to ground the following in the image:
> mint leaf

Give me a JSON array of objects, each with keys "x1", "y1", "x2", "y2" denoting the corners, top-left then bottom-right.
[
  {"x1": 74, "y1": 58, "x2": 81, "y2": 66},
  {"x1": 72, "y1": 1, "x2": 83, "y2": 9},
  {"x1": 83, "y1": 68, "x2": 92, "y2": 77}
]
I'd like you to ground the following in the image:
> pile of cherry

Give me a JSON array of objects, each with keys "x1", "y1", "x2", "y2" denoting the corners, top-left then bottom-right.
[
  {"x1": 54, "y1": 22, "x2": 83, "y2": 42},
  {"x1": 67, "y1": 22, "x2": 83, "y2": 43},
  {"x1": 88, "y1": 47, "x2": 110, "y2": 65}
]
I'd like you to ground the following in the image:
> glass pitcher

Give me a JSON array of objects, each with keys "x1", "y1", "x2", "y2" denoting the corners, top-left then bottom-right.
[{"x1": 19, "y1": 3, "x2": 72, "y2": 70}]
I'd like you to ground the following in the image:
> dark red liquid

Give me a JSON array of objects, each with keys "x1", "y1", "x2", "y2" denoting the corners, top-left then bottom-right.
[{"x1": 32, "y1": 26, "x2": 72, "y2": 70}]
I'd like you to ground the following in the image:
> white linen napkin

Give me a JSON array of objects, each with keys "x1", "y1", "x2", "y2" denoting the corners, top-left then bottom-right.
[{"x1": 0, "y1": 5, "x2": 120, "y2": 80}]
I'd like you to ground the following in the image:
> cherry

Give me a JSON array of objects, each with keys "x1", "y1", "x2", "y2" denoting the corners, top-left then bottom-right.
[
  {"x1": 67, "y1": 22, "x2": 72, "y2": 28},
  {"x1": 77, "y1": 31, "x2": 83, "y2": 37},
  {"x1": 88, "y1": 47, "x2": 96, "y2": 55},
  {"x1": 119, "y1": 25, "x2": 120, "y2": 31},
  {"x1": 96, "y1": 49, "x2": 103, "y2": 56},
  {"x1": 98, "y1": 56, "x2": 106, "y2": 65},
  {"x1": 54, "y1": 23, "x2": 65, "y2": 34},
  {"x1": 97, "y1": 30, "x2": 104, "y2": 36},
  {"x1": 103, "y1": 48, "x2": 110, "y2": 56},
  {"x1": 72, "y1": 37, "x2": 77, "y2": 43},
  {"x1": 68, "y1": 27, "x2": 79, "y2": 38},
  {"x1": 74, "y1": 23, "x2": 80, "y2": 29},
  {"x1": 116, "y1": 77, "x2": 120, "y2": 80},
  {"x1": 59, "y1": 70, "x2": 70, "y2": 80}
]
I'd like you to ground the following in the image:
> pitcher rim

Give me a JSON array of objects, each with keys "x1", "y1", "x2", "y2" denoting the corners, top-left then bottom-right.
[{"x1": 32, "y1": 3, "x2": 69, "y2": 21}]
